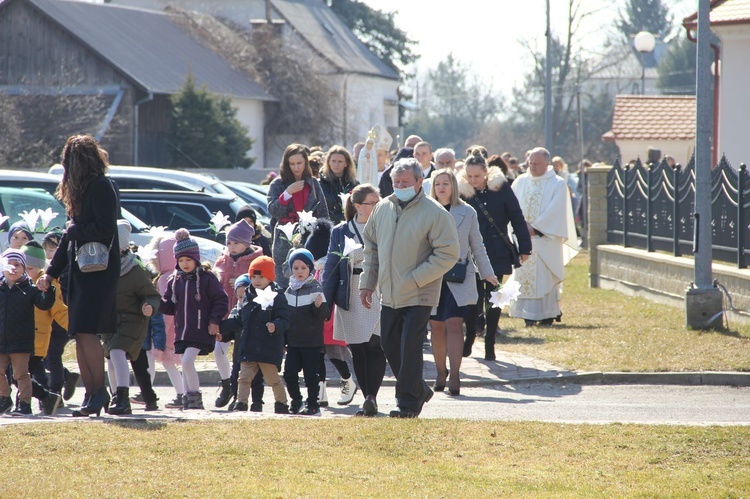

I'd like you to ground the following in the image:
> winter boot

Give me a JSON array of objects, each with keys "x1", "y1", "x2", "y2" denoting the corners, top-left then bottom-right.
[
  {"x1": 274, "y1": 401, "x2": 290, "y2": 414},
  {"x1": 10, "y1": 400, "x2": 32, "y2": 416},
  {"x1": 42, "y1": 391, "x2": 63, "y2": 416},
  {"x1": 62, "y1": 371, "x2": 79, "y2": 401},
  {"x1": 318, "y1": 381, "x2": 328, "y2": 407},
  {"x1": 109, "y1": 387, "x2": 132, "y2": 415},
  {"x1": 165, "y1": 394, "x2": 184, "y2": 409},
  {"x1": 186, "y1": 391, "x2": 204, "y2": 410},
  {"x1": 0, "y1": 395, "x2": 13, "y2": 413},
  {"x1": 143, "y1": 390, "x2": 159, "y2": 412},
  {"x1": 215, "y1": 379, "x2": 232, "y2": 408},
  {"x1": 337, "y1": 377, "x2": 357, "y2": 405},
  {"x1": 250, "y1": 402, "x2": 263, "y2": 412},
  {"x1": 234, "y1": 401, "x2": 249, "y2": 412}
]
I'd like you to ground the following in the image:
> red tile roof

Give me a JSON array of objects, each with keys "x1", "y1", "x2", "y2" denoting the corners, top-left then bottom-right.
[
  {"x1": 684, "y1": 0, "x2": 750, "y2": 27},
  {"x1": 605, "y1": 95, "x2": 696, "y2": 141}
]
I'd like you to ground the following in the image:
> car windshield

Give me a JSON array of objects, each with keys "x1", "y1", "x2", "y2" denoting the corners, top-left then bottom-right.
[{"x1": 0, "y1": 187, "x2": 67, "y2": 232}]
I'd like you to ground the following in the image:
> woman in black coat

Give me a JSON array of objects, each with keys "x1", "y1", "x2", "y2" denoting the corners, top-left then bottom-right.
[
  {"x1": 318, "y1": 145, "x2": 359, "y2": 225},
  {"x1": 38, "y1": 135, "x2": 120, "y2": 416},
  {"x1": 457, "y1": 151, "x2": 532, "y2": 360}
]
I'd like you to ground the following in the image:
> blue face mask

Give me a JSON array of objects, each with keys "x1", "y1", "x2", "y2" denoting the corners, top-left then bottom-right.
[{"x1": 393, "y1": 186, "x2": 417, "y2": 202}]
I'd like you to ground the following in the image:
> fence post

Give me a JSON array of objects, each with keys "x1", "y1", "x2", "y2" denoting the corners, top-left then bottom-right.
[
  {"x1": 739, "y1": 163, "x2": 747, "y2": 269},
  {"x1": 647, "y1": 162, "x2": 653, "y2": 252},
  {"x1": 623, "y1": 164, "x2": 629, "y2": 247},
  {"x1": 587, "y1": 164, "x2": 612, "y2": 288},
  {"x1": 673, "y1": 164, "x2": 681, "y2": 257}
]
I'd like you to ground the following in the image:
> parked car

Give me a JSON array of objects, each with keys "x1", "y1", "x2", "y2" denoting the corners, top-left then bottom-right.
[
  {"x1": 222, "y1": 181, "x2": 271, "y2": 220},
  {"x1": 49, "y1": 164, "x2": 237, "y2": 196},
  {"x1": 117, "y1": 189, "x2": 246, "y2": 243},
  {"x1": 0, "y1": 171, "x2": 224, "y2": 262}
]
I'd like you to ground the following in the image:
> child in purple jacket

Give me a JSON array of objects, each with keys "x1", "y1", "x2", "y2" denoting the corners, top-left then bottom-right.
[{"x1": 160, "y1": 229, "x2": 228, "y2": 409}]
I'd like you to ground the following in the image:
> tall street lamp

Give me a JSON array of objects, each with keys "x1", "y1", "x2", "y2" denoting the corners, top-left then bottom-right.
[{"x1": 634, "y1": 31, "x2": 656, "y2": 95}]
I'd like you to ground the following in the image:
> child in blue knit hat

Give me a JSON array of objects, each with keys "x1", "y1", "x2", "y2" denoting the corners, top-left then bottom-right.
[{"x1": 283, "y1": 248, "x2": 329, "y2": 416}]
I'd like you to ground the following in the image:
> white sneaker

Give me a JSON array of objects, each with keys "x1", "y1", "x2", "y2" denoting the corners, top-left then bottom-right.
[
  {"x1": 318, "y1": 381, "x2": 328, "y2": 407},
  {"x1": 337, "y1": 376, "x2": 358, "y2": 405}
]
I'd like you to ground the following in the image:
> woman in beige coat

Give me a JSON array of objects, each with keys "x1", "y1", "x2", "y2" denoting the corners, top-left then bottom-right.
[{"x1": 429, "y1": 169, "x2": 497, "y2": 395}]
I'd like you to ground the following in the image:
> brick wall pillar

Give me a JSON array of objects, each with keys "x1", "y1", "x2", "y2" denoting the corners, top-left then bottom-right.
[{"x1": 586, "y1": 164, "x2": 612, "y2": 288}]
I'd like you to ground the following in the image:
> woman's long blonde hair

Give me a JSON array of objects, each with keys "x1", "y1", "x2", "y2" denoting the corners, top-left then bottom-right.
[{"x1": 429, "y1": 168, "x2": 462, "y2": 207}]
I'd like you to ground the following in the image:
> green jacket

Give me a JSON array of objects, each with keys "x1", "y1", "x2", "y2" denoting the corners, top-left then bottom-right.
[{"x1": 360, "y1": 189, "x2": 459, "y2": 309}]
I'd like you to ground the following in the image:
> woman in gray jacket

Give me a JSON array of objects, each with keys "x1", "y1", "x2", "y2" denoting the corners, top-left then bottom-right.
[{"x1": 429, "y1": 169, "x2": 497, "y2": 395}]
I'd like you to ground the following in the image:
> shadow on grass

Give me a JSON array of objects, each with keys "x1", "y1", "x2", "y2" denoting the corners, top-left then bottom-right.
[
  {"x1": 707, "y1": 329, "x2": 750, "y2": 340},
  {"x1": 105, "y1": 418, "x2": 170, "y2": 431}
]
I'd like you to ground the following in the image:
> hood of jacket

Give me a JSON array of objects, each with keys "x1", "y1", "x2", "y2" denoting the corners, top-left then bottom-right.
[{"x1": 458, "y1": 166, "x2": 507, "y2": 199}]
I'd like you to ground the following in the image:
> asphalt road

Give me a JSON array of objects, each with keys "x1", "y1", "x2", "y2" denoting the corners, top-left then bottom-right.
[{"x1": 4, "y1": 383, "x2": 745, "y2": 426}]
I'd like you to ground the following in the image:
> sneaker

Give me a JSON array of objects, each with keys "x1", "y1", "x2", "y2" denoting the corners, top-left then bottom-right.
[
  {"x1": 300, "y1": 405, "x2": 321, "y2": 416},
  {"x1": 290, "y1": 399, "x2": 304, "y2": 414},
  {"x1": 274, "y1": 402, "x2": 289, "y2": 414},
  {"x1": 144, "y1": 400, "x2": 159, "y2": 411},
  {"x1": 362, "y1": 396, "x2": 378, "y2": 417},
  {"x1": 0, "y1": 396, "x2": 12, "y2": 414},
  {"x1": 10, "y1": 400, "x2": 32, "y2": 416},
  {"x1": 62, "y1": 372, "x2": 79, "y2": 401},
  {"x1": 250, "y1": 402, "x2": 263, "y2": 412},
  {"x1": 164, "y1": 394, "x2": 184, "y2": 409},
  {"x1": 130, "y1": 393, "x2": 146, "y2": 405},
  {"x1": 234, "y1": 402, "x2": 249, "y2": 412},
  {"x1": 337, "y1": 377, "x2": 357, "y2": 406}
]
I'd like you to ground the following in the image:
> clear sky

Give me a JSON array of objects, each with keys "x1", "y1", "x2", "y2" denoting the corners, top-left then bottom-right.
[{"x1": 361, "y1": 0, "x2": 697, "y2": 98}]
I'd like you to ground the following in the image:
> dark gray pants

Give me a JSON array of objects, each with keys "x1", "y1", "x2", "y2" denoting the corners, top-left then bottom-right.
[{"x1": 380, "y1": 305, "x2": 430, "y2": 412}]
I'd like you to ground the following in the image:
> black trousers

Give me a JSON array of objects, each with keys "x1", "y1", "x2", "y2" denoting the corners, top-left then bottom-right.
[
  {"x1": 130, "y1": 349, "x2": 157, "y2": 403},
  {"x1": 349, "y1": 334, "x2": 387, "y2": 398},
  {"x1": 44, "y1": 323, "x2": 70, "y2": 393},
  {"x1": 283, "y1": 346, "x2": 320, "y2": 409},
  {"x1": 380, "y1": 305, "x2": 431, "y2": 411}
]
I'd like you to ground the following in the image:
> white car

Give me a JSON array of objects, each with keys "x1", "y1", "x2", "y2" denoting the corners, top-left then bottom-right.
[{"x1": 0, "y1": 170, "x2": 224, "y2": 264}]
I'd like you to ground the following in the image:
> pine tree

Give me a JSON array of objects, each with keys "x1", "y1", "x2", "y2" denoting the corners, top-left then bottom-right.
[
  {"x1": 169, "y1": 72, "x2": 254, "y2": 168},
  {"x1": 618, "y1": 0, "x2": 674, "y2": 40},
  {"x1": 657, "y1": 35, "x2": 697, "y2": 95}
]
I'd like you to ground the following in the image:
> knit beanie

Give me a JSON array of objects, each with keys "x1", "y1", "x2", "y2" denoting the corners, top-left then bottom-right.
[
  {"x1": 8, "y1": 221, "x2": 33, "y2": 244},
  {"x1": 234, "y1": 273, "x2": 251, "y2": 291},
  {"x1": 21, "y1": 241, "x2": 46, "y2": 269},
  {"x1": 1, "y1": 248, "x2": 26, "y2": 270},
  {"x1": 225, "y1": 220, "x2": 255, "y2": 248},
  {"x1": 118, "y1": 219, "x2": 132, "y2": 252},
  {"x1": 42, "y1": 228, "x2": 64, "y2": 248},
  {"x1": 304, "y1": 219, "x2": 333, "y2": 261},
  {"x1": 173, "y1": 228, "x2": 201, "y2": 266},
  {"x1": 235, "y1": 205, "x2": 258, "y2": 224},
  {"x1": 249, "y1": 255, "x2": 275, "y2": 282},
  {"x1": 288, "y1": 248, "x2": 314, "y2": 273}
]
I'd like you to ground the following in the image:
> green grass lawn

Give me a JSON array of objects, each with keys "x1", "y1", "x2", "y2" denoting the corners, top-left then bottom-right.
[
  {"x1": 490, "y1": 251, "x2": 750, "y2": 373},
  {"x1": 2, "y1": 420, "x2": 748, "y2": 497}
]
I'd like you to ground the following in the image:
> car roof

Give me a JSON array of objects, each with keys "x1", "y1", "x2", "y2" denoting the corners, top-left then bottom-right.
[
  {"x1": 0, "y1": 170, "x2": 61, "y2": 183},
  {"x1": 117, "y1": 189, "x2": 238, "y2": 201}
]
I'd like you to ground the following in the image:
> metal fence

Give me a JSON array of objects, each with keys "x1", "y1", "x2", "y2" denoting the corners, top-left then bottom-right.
[{"x1": 606, "y1": 156, "x2": 750, "y2": 268}]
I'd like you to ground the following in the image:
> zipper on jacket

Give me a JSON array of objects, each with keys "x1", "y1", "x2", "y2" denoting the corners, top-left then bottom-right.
[{"x1": 198, "y1": 309, "x2": 201, "y2": 330}]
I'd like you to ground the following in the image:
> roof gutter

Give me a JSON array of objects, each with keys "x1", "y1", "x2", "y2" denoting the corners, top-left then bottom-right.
[{"x1": 133, "y1": 91, "x2": 154, "y2": 166}]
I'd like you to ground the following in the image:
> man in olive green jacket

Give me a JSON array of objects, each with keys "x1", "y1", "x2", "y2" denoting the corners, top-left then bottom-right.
[{"x1": 360, "y1": 158, "x2": 459, "y2": 418}]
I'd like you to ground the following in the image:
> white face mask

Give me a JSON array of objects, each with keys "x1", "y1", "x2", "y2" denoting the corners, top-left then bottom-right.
[{"x1": 393, "y1": 186, "x2": 417, "y2": 202}]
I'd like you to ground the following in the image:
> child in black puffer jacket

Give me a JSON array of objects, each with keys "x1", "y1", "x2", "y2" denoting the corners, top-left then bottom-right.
[{"x1": 0, "y1": 249, "x2": 56, "y2": 416}]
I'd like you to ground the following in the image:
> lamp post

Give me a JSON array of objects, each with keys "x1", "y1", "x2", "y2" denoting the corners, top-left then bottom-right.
[{"x1": 634, "y1": 31, "x2": 656, "y2": 95}]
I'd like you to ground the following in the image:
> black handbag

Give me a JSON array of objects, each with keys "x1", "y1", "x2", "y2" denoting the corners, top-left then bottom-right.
[
  {"x1": 478, "y1": 205, "x2": 522, "y2": 268},
  {"x1": 444, "y1": 259, "x2": 468, "y2": 283}
]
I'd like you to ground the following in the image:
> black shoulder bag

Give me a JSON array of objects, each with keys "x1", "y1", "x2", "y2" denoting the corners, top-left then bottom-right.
[{"x1": 478, "y1": 205, "x2": 522, "y2": 268}]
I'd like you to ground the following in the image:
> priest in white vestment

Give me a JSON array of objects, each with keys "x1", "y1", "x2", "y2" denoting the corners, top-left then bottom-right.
[{"x1": 509, "y1": 147, "x2": 578, "y2": 325}]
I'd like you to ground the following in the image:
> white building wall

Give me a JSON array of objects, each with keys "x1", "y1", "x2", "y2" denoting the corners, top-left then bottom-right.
[
  {"x1": 617, "y1": 139, "x2": 694, "y2": 167},
  {"x1": 715, "y1": 25, "x2": 750, "y2": 166},
  {"x1": 342, "y1": 73, "x2": 399, "y2": 147},
  {"x1": 231, "y1": 98, "x2": 266, "y2": 168}
]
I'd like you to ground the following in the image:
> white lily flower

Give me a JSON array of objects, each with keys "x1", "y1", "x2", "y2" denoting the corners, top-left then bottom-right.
[
  {"x1": 19, "y1": 209, "x2": 40, "y2": 232},
  {"x1": 276, "y1": 222, "x2": 297, "y2": 241},
  {"x1": 0, "y1": 257, "x2": 14, "y2": 273},
  {"x1": 0, "y1": 213, "x2": 8, "y2": 228},
  {"x1": 38, "y1": 207, "x2": 59, "y2": 231},
  {"x1": 297, "y1": 210, "x2": 316, "y2": 234},
  {"x1": 147, "y1": 225, "x2": 168, "y2": 237},
  {"x1": 342, "y1": 236, "x2": 362, "y2": 257},
  {"x1": 253, "y1": 286, "x2": 278, "y2": 310},
  {"x1": 209, "y1": 211, "x2": 231, "y2": 233},
  {"x1": 338, "y1": 192, "x2": 350, "y2": 208},
  {"x1": 489, "y1": 278, "x2": 522, "y2": 309},
  {"x1": 136, "y1": 245, "x2": 157, "y2": 262}
]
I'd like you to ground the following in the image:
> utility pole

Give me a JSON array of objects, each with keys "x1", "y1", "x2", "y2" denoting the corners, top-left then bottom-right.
[
  {"x1": 685, "y1": 0, "x2": 723, "y2": 329},
  {"x1": 544, "y1": 0, "x2": 552, "y2": 151}
]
